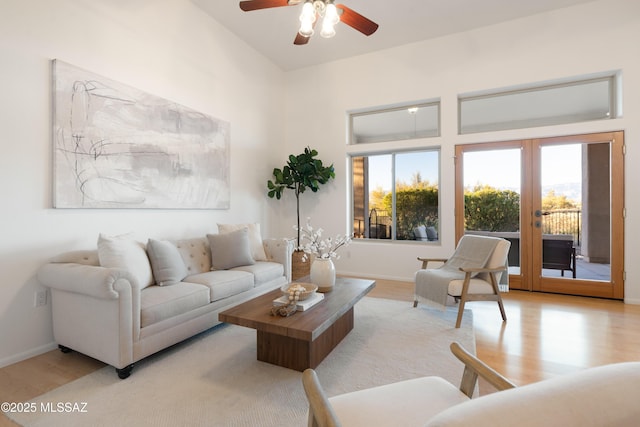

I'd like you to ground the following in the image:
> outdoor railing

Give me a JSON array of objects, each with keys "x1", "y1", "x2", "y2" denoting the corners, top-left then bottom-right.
[
  {"x1": 364, "y1": 207, "x2": 581, "y2": 244},
  {"x1": 369, "y1": 208, "x2": 392, "y2": 239},
  {"x1": 542, "y1": 209, "x2": 582, "y2": 247}
]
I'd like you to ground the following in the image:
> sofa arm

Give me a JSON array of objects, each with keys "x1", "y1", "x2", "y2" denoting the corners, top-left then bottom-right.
[
  {"x1": 263, "y1": 238, "x2": 295, "y2": 282},
  {"x1": 37, "y1": 263, "x2": 137, "y2": 300},
  {"x1": 37, "y1": 262, "x2": 140, "y2": 369}
]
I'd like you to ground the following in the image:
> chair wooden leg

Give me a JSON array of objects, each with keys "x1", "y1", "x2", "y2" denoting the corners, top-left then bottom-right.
[
  {"x1": 490, "y1": 272, "x2": 507, "y2": 322},
  {"x1": 456, "y1": 273, "x2": 472, "y2": 328},
  {"x1": 455, "y1": 299, "x2": 466, "y2": 328},
  {"x1": 497, "y1": 298, "x2": 507, "y2": 321}
]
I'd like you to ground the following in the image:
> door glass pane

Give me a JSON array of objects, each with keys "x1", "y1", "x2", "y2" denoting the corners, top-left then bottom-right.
[
  {"x1": 463, "y1": 149, "x2": 521, "y2": 273},
  {"x1": 540, "y1": 144, "x2": 611, "y2": 281}
]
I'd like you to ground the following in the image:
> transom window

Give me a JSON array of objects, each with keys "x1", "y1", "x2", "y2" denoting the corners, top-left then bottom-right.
[
  {"x1": 459, "y1": 75, "x2": 617, "y2": 134},
  {"x1": 350, "y1": 101, "x2": 440, "y2": 144}
]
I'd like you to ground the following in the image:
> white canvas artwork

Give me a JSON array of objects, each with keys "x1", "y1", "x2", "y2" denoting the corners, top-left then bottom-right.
[{"x1": 52, "y1": 59, "x2": 230, "y2": 209}]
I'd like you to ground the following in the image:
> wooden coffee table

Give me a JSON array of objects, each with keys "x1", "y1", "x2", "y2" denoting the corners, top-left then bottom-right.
[{"x1": 218, "y1": 277, "x2": 375, "y2": 371}]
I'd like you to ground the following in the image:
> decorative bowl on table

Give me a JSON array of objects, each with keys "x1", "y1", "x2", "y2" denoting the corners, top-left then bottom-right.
[{"x1": 281, "y1": 283, "x2": 318, "y2": 301}]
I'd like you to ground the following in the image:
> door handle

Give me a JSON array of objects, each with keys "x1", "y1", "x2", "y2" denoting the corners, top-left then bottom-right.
[{"x1": 535, "y1": 210, "x2": 550, "y2": 217}]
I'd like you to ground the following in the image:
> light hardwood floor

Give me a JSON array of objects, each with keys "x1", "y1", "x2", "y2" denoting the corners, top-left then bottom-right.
[
  {"x1": 2, "y1": 279, "x2": 640, "y2": 426},
  {"x1": 368, "y1": 279, "x2": 640, "y2": 392}
]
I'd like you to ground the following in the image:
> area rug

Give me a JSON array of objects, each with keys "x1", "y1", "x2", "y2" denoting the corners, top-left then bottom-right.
[{"x1": 9, "y1": 297, "x2": 474, "y2": 427}]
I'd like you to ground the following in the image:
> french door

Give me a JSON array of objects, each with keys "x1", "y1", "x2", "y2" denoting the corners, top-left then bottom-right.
[{"x1": 455, "y1": 132, "x2": 624, "y2": 299}]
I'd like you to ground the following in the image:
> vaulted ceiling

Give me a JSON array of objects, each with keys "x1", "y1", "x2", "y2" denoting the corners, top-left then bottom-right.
[{"x1": 193, "y1": 0, "x2": 598, "y2": 71}]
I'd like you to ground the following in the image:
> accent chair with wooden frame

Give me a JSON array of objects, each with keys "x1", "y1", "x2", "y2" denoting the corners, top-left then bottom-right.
[
  {"x1": 413, "y1": 235, "x2": 511, "y2": 328},
  {"x1": 302, "y1": 342, "x2": 514, "y2": 427},
  {"x1": 302, "y1": 342, "x2": 640, "y2": 427}
]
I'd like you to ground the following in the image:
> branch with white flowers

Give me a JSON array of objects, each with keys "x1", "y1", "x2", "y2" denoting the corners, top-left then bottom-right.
[{"x1": 295, "y1": 218, "x2": 352, "y2": 262}]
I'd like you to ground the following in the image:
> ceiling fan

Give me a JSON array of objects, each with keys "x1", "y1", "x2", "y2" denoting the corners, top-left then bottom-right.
[{"x1": 239, "y1": 0, "x2": 379, "y2": 45}]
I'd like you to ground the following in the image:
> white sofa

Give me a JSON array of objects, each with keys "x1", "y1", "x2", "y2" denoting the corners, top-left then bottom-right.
[{"x1": 37, "y1": 226, "x2": 293, "y2": 379}]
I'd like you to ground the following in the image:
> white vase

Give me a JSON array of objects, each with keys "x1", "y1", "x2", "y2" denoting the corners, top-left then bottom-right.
[{"x1": 310, "y1": 257, "x2": 336, "y2": 292}]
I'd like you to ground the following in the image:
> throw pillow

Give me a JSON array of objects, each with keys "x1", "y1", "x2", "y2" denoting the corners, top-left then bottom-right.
[
  {"x1": 97, "y1": 233, "x2": 154, "y2": 289},
  {"x1": 207, "y1": 228, "x2": 255, "y2": 270},
  {"x1": 217, "y1": 223, "x2": 267, "y2": 261},
  {"x1": 147, "y1": 239, "x2": 188, "y2": 286}
]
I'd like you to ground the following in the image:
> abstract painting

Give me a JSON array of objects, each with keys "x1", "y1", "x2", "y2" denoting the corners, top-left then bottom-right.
[{"x1": 52, "y1": 59, "x2": 230, "y2": 209}]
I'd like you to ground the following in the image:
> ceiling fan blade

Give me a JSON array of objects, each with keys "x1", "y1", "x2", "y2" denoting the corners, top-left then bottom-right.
[
  {"x1": 335, "y1": 4, "x2": 379, "y2": 36},
  {"x1": 239, "y1": 0, "x2": 294, "y2": 12},
  {"x1": 293, "y1": 14, "x2": 316, "y2": 45},
  {"x1": 294, "y1": 32, "x2": 311, "y2": 45}
]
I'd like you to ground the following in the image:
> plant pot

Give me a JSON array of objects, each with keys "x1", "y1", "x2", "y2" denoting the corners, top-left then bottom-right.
[
  {"x1": 291, "y1": 250, "x2": 310, "y2": 281},
  {"x1": 310, "y1": 257, "x2": 336, "y2": 292}
]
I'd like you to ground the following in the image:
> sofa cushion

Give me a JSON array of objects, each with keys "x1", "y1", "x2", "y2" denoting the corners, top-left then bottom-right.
[
  {"x1": 174, "y1": 237, "x2": 211, "y2": 275},
  {"x1": 218, "y1": 223, "x2": 268, "y2": 261},
  {"x1": 147, "y1": 239, "x2": 188, "y2": 286},
  {"x1": 97, "y1": 233, "x2": 153, "y2": 289},
  {"x1": 207, "y1": 229, "x2": 255, "y2": 270},
  {"x1": 232, "y1": 261, "x2": 284, "y2": 286},
  {"x1": 140, "y1": 283, "x2": 210, "y2": 328},
  {"x1": 184, "y1": 270, "x2": 254, "y2": 302}
]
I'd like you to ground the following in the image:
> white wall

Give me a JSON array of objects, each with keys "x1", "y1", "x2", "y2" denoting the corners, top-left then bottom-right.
[
  {"x1": 0, "y1": 0, "x2": 285, "y2": 366},
  {"x1": 2, "y1": 0, "x2": 638, "y2": 368},
  {"x1": 283, "y1": 0, "x2": 640, "y2": 302}
]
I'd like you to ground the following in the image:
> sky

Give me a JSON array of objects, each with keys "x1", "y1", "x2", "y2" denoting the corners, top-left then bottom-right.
[
  {"x1": 464, "y1": 144, "x2": 582, "y2": 189},
  {"x1": 368, "y1": 144, "x2": 582, "y2": 193},
  {"x1": 368, "y1": 151, "x2": 439, "y2": 190}
]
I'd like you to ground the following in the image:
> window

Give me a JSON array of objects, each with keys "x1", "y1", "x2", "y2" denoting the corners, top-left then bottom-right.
[
  {"x1": 351, "y1": 149, "x2": 439, "y2": 242},
  {"x1": 350, "y1": 102, "x2": 440, "y2": 144},
  {"x1": 459, "y1": 76, "x2": 617, "y2": 134}
]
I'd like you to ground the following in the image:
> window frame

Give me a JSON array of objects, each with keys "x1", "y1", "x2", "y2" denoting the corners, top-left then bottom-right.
[{"x1": 349, "y1": 147, "x2": 441, "y2": 243}]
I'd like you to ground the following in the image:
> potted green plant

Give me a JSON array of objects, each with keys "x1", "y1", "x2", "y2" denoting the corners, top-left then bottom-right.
[
  {"x1": 267, "y1": 146, "x2": 335, "y2": 246},
  {"x1": 267, "y1": 147, "x2": 335, "y2": 279}
]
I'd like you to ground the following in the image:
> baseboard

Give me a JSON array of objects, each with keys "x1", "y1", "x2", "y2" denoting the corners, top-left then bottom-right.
[
  {"x1": 624, "y1": 297, "x2": 640, "y2": 305},
  {"x1": 337, "y1": 270, "x2": 413, "y2": 283},
  {"x1": 0, "y1": 341, "x2": 57, "y2": 368}
]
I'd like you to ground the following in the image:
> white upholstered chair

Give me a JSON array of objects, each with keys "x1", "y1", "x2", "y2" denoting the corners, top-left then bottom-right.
[
  {"x1": 302, "y1": 342, "x2": 640, "y2": 427},
  {"x1": 302, "y1": 342, "x2": 515, "y2": 427},
  {"x1": 414, "y1": 234, "x2": 511, "y2": 328}
]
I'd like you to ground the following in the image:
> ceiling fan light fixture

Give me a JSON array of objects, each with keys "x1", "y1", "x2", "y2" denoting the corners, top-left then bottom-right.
[
  {"x1": 320, "y1": 1, "x2": 338, "y2": 38},
  {"x1": 299, "y1": 0, "x2": 316, "y2": 23},
  {"x1": 299, "y1": 20, "x2": 314, "y2": 37},
  {"x1": 320, "y1": 19, "x2": 336, "y2": 38},
  {"x1": 239, "y1": 0, "x2": 378, "y2": 45},
  {"x1": 324, "y1": 2, "x2": 339, "y2": 25},
  {"x1": 298, "y1": 0, "x2": 316, "y2": 37}
]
